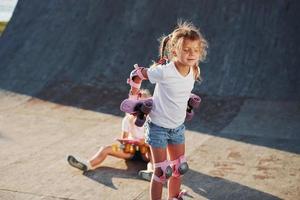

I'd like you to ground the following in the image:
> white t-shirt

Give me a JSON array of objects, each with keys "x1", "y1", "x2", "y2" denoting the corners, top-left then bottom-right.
[
  {"x1": 122, "y1": 115, "x2": 145, "y2": 139},
  {"x1": 147, "y1": 62, "x2": 195, "y2": 128}
]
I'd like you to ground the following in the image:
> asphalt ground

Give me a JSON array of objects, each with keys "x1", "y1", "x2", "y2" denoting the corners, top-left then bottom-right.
[{"x1": 0, "y1": 92, "x2": 299, "y2": 200}]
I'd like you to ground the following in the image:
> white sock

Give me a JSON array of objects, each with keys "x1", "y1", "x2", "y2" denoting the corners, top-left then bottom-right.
[{"x1": 147, "y1": 162, "x2": 153, "y2": 171}]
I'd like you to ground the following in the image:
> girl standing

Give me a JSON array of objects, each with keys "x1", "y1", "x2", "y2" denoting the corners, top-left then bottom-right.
[{"x1": 127, "y1": 21, "x2": 208, "y2": 200}]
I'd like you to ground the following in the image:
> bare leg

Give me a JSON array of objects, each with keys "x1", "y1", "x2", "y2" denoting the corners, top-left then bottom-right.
[
  {"x1": 149, "y1": 147, "x2": 167, "y2": 200},
  {"x1": 141, "y1": 149, "x2": 151, "y2": 163},
  {"x1": 167, "y1": 143, "x2": 185, "y2": 199},
  {"x1": 138, "y1": 150, "x2": 153, "y2": 182},
  {"x1": 88, "y1": 145, "x2": 133, "y2": 169}
]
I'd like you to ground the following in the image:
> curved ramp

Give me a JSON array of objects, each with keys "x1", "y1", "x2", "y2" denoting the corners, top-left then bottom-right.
[
  {"x1": 0, "y1": 0, "x2": 299, "y2": 102},
  {"x1": 0, "y1": 1, "x2": 299, "y2": 151}
]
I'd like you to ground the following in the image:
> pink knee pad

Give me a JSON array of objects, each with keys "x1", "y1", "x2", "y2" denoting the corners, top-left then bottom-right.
[
  {"x1": 153, "y1": 160, "x2": 172, "y2": 183},
  {"x1": 171, "y1": 155, "x2": 189, "y2": 178}
]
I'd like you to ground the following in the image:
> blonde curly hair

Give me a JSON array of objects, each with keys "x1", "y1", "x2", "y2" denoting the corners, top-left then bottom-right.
[{"x1": 156, "y1": 21, "x2": 208, "y2": 81}]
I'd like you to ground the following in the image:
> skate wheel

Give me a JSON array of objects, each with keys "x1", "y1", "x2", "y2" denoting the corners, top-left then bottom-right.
[
  {"x1": 112, "y1": 144, "x2": 119, "y2": 152},
  {"x1": 124, "y1": 143, "x2": 131, "y2": 153},
  {"x1": 129, "y1": 145, "x2": 136, "y2": 154},
  {"x1": 135, "y1": 115, "x2": 146, "y2": 127},
  {"x1": 141, "y1": 99, "x2": 153, "y2": 114}
]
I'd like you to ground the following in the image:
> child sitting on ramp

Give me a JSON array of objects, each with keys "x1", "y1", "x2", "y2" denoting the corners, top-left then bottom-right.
[{"x1": 67, "y1": 89, "x2": 153, "y2": 175}]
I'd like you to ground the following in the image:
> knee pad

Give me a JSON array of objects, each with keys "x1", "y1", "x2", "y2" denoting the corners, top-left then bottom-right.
[
  {"x1": 127, "y1": 64, "x2": 146, "y2": 89},
  {"x1": 171, "y1": 155, "x2": 189, "y2": 178},
  {"x1": 153, "y1": 160, "x2": 172, "y2": 183}
]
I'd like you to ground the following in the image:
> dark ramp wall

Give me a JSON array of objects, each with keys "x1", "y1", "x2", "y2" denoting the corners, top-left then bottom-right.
[{"x1": 0, "y1": 0, "x2": 299, "y2": 108}]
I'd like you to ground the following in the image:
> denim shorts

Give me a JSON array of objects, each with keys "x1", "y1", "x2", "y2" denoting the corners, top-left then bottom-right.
[{"x1": 145, "y1": 121, "x2": 185, "y2": 148}]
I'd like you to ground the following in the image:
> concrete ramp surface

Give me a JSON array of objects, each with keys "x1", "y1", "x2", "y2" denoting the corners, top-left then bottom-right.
[{"x1": 0, "y1": 0, "x2": 299, "y2": 199}]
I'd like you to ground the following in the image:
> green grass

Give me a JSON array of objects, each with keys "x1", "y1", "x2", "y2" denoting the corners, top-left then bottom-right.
[{"x1": 0, "y1": 21, "x2": 8, "y2": 35}]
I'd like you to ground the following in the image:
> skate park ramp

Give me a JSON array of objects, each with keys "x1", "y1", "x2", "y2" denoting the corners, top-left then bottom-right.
[
  {"x1": 0, "y1": 0, "x2": 300, "y2": 200},
  {"x1": 1, "y1": 0, "x2": 299, "y2": 153}
]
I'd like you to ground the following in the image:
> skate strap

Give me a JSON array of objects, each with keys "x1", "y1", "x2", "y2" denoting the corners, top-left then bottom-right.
[
  {"x1": 127, "y1": 78, "x2": 141, "y2": 89},
  {"x1": 154, "y1": 160, "x2": 171, "y2": 168},
  {"x1": 171, "y1": 155, "x2": 187, "y2": 177},
  {"x1": 153, "y1": 160, "x2": 171, "y2": 183},
  {"x1": 133, "y1": 64, "x2": 147, "y2": 80},
  {"x1": 128, "y1": 93, "x2": 140, "y2": 100}
]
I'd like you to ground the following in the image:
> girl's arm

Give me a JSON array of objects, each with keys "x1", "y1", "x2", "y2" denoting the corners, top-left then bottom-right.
[{"x1": 140, "y1": 68, "x2": 149, "y2": 79}]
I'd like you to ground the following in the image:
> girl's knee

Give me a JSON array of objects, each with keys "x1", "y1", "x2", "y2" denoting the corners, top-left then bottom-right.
[{"x1": 101, "y1": 145, "x2": 112, "y2": 154}]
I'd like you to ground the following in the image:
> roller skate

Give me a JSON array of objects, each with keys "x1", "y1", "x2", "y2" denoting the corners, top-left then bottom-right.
[
  {"x1": 120, "y1": 98, "x2": 153, "y2": 127},
  {"x1": 116, "y1": 138, "x2": 140, "y2": 154}
]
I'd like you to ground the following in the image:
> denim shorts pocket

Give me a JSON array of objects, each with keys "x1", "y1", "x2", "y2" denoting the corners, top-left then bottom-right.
[
  {"x1": 168, "y1": 124, "x2": 185, "y2": 145},
  {"x1": 145, "y1": 122, "x2": 168, "y2": 148}
]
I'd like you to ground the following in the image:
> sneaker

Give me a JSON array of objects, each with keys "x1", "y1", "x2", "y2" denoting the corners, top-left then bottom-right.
[
  {"x1": 67, "y1": 155, "x2": 87, "y2": 171},
  {"x1": 138, "y1": 170, "x2": 153, "y2": 181}
]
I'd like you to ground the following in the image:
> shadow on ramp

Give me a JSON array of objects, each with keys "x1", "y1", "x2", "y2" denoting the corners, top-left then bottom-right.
[
  {"x1": 83, "y1": 160, "x2": 147, "y2": 190},
  {"x1": 83, "y1": 163, "x2": 281, "y2": 199},
  {"x1": 185, "y1": 95, "x2": 300, "y2": 154},
  {"x1": 182, "y1": 169, "x2": 281, "y2": 200}
]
